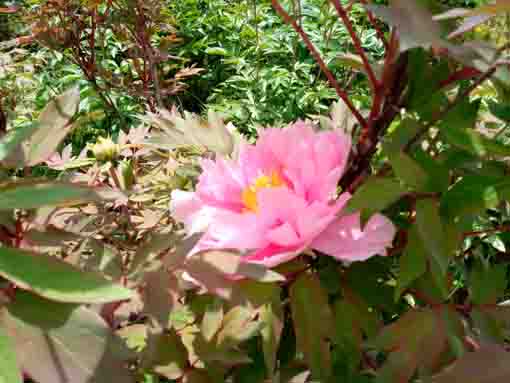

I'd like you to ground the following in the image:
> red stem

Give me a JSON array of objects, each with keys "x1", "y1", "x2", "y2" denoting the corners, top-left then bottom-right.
[
  {"x1": 358, "y1": 0, "x2": 389, "y2": 51},
  {"x1": 329, "y1": 0, "x2": 380, "y2": 90},
  {"x1": 271, "y1": 0, "x2": 367, "y2": 129}
]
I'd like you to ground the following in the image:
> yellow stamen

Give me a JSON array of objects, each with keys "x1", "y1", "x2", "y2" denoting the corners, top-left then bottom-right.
[{"x1": 242, "y1": 171, "x2": 284, "y2": 212}]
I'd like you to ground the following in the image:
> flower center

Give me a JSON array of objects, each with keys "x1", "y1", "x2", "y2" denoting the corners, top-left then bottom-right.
[{"x1": 241, "y1": 171, "x2": 284, "y2": 212}]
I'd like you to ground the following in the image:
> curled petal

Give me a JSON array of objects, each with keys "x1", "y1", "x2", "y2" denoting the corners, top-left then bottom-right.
[
  {"x1": 311, "y1": 212, "x2": 396, "y2": 262},
  {"x1": 170, "y1": 190, "x2": 215, "y2": 235}
]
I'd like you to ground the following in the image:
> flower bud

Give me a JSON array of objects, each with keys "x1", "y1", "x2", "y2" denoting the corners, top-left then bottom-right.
[
  {"x1": 91, "y1": 137, "x2": 120, "y2": 162},
  {"x1": 117, "y1": 160, "x2": 135, "y2": 190}
]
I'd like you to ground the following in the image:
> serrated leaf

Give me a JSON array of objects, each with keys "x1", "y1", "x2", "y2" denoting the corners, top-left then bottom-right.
[
  {"x1": 145, "y1": 109, "x2": 234, "y2": 156},
  {"x1": 289, "y1": 273, "x2": 334, "y2": 381},
  {"x1": 1, "y1": 292, "x2": 133, "y2": 383},
  {"x1": 0, "y1": 180, "x2": 104, "y2": 210},
  {"x1": 0, "y1": 326, "x2": 22, "y2": 383},
  {"x1": 0, "y1": 247, "x2": 133, "y2": 304}
]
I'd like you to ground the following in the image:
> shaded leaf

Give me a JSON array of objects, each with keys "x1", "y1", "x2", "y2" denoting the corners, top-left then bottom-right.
[
  {"x1": 433, "y1": 343, "x2": 510, "y2": 383},
  {"x1": 396, "y1": 226, "x2": 427, "y2": 299},
  {"x1": 470, "y1": 262, "x2": 507, "y2": 305},
  {"x1": 415, "y1": 199, "x2": 449, "y2": 275},
  {"x1": 143, "y1": 329, "x2": 188, "y2": 380},
  {"x1": 290, "y1": 273, "x2": 334, "y2": 381},
  {"x1": 1, "y1": 292, "x2": 133, "y2": 383}
]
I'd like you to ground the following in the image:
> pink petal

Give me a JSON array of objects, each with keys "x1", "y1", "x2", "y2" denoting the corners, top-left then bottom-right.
[
  {"x1": 243, "y1": 244, "x2": 302, "y2": 268},
  {"x1": 170, "y1": 190, "x2": 216, "y2": 234},
  {"x1": 196, "y1": 158, "x2": 246, "y2": 212},
  {"x1": 312, "y1": 212, "x2": 396, "y2": 262}
]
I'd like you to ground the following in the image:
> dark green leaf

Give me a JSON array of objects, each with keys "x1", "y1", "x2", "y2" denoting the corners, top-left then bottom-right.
[
  {"x1": 396, "y1": 227, "x2": 427, "y2": 299},
  {"x1": 470, "y1": 262, "x2": 507, "y2": 305},
  {"x1": 415, "y1": 199, "x2": 449, "y2": 275},
  {"x1": 344, "y1": 177, "x2": 407, "y2": 223},
  {"x1": 289, "y1": 273, "x2": 334, "y2": 381}
]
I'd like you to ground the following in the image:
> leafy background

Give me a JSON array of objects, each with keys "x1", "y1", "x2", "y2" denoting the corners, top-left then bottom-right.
[{"x1": 2, "y1": 0, "x2": 510, "y2": 383}]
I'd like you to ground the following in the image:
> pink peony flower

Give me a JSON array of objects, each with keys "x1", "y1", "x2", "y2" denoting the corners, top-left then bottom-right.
[{"x1": 171, "y1": 122, "x2": 396, "y2": 268}]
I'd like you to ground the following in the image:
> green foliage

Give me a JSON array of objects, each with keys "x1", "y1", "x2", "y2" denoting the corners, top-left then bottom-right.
[{"x1": 1, "y1": 1, "x2": 510, "y2": 383}]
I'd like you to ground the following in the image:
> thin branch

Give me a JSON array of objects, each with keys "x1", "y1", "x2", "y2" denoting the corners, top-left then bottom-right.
[
  {"x1": 463, "y1": 225, "x2": 510, "y2": 239},
  {"x1": 271, "y1": 0, "x2": 367, "y2": 128},
  {"x1": 329, "y1": 0, "x2": 379, "y2": 89},
  {"x1": 357, "y1": 0, "x2": 389, "y2": 51}
]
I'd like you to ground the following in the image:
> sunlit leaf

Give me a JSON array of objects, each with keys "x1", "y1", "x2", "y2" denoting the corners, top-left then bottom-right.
[
  {"x1": 26, "y1": 86, "x2": 80, "y2": 166},
  {"x1": 0, "y1": 326, "x2": 22, "y2": 383},
  {"x1": 0, "y1": 180, "x2": 104, "y2": 210},
  {"x1": 0, "y1": 247, "x2": 133, "y2": 304}
]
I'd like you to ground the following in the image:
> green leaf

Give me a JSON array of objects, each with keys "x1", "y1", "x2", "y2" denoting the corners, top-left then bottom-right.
[
  {"x1": 216, "y1": 306, "x2": 264, "y2": 347},
  {"x1": 1, "y1": 292, "x2": 133, "y2": 383},
  {"x1": 370, "y1": 308, "x2": 447, "y2": 382},
  {"x1": 396, "y1": 227, "x2": 427, "y2": 299},
  {"x1": 201, "y1": 297, "x2": 224, "y2": 342},
  {"x1": 205, "y1": 47, "x2": 228, "y2": 56},
  {"x1": 144, "y1": 329, "x2": 188, "y2": 380},
  {"x1": 0, "y1": 247, "x2": 133, "y2": 304},
  {"x1": 383, "y1": 119, "x2": 422, "y2": 153},
  {"x1": 440, "y1": 175, "x2": 510, "y2": 220},
  {"x1": 344, "y1": 177, "x2": 408, "y2": 223},
  {"x1": 388, "y1": 151, "x2": 429, "y2": 191},
  {"x1": 289, "y1": 273, "x2": 334, "y2": 381},
  {"x1": 0, "y1": 180, "x2": 104, "y2": 210},
  {"x1": 442, "y1": 125, "x2": 510, "y2": 158},
  {"x1": 488, "y1": 99, "x2": 510, "y2": 122},
  {"x1": 26, "y1": 86, "x2": 80, "y2": 166},
  {"x1": 415, "y1": 199, "x2": 449, "y2": 275},
  {"x1": 260, "y1": 302, "x2": 283, "y2": 377},
  {"x1": 0, "y1": 326, "x2": 22, "y2": 383},
  {"x1": 470, "y1": 262, "x2": 507, "y2": 305},
  {"x1": 440, "y1": 99, "x2": 510, "y2": 158}
]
